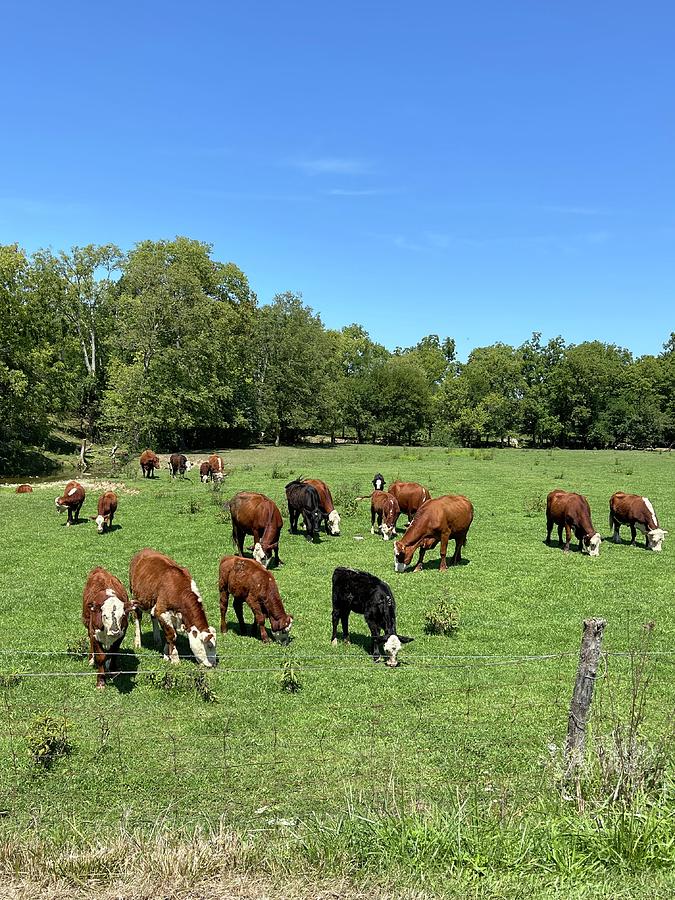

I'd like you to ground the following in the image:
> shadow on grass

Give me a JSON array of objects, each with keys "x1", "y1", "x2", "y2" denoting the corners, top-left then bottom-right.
[{"x1": 110, "y1": 650, "x2": 140, "y2": 694}]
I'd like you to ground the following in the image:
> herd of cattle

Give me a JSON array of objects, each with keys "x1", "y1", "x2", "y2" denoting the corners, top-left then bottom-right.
[{"x1": 14, "y1": 451, "x2": 667, "y2": 688}]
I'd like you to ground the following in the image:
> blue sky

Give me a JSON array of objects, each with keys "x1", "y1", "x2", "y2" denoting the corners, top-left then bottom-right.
[{"x1": 2, "y1": 1, "x2": 673, "y2": 359}]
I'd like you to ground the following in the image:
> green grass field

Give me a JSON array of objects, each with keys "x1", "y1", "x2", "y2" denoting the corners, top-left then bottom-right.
[{"x1": 0, "y1": 445, "x2": 673, "y2": 896}]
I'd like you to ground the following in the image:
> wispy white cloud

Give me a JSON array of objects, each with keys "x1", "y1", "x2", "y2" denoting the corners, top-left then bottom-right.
[{"x1": 290, "y1": 157, "x2": 372, "y2": 176}]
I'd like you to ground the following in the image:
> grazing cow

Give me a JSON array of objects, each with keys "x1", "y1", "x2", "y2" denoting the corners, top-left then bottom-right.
[
  {"x1": 372, "y1": 473, "x2": 386, "y2": 491},
  {"x1": 140, "y1": 449, "x2": 161, "y2": 478},
  {"x1": 609, "y1": 492, "x2": 667, "y2": 551},
  {"x1": 95, "y1": 491, "x2": 118, "y2": 533},
  {"x1": 218, "y1": 555, "x2": 292, "y2": 642},
  {"x1": 229, "y1": 491, "x2": 283, "y2": 568},
  {"x1": 15, "y1": 484, "x2": 32, "y2": 493},
  {"x1": 304, "y1": 478, "x2": 340, "y2": 535},
  {"x1": 546, "y1": 490, "x2": 601, "y2": 556},
  {"x1": 285, "y1": 479, "x2": 323, "y2": 540},
  {"x1": 199, "y1": 461, "x2": 211, "y2": 482},
  {"x1": 55, "y1": 481, "x2": 86, "y2": 526},
  {"x1": 388, "y1": 481, "x2": 432, "y2": 524},
  {"x1": 168, "y1": 453, "x2": 192, "y2": 477},
  {"x1": 331, "y1": 567, "x2": 411, "y2": 666},
  {"x1": 129, "y1": 548, "x2": 217, "y2": 666},
  {"x1": 208, "y1": 454, "x2": 225, "y2": 482},
  {"x1": 370, "y1": 490, "x2": 401, "y2": 540},
  {"x1": 82, "y1": 567, "x2": 132, "y2": 689},
  {"x1": 394, "y1": 495, "x2": 473, "y2": 572}
]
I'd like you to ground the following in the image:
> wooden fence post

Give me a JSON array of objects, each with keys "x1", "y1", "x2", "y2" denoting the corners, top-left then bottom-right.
[{"x1": 565, "y1": 617, "x2": 607, "y2": 778}]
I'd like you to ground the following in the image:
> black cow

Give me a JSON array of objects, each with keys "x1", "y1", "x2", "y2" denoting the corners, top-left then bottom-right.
[
  {"x1": 168, "y1": 453, "x2": 193, "y2": 478},
  {"x1": 285, "y1": 479, "x2": 323, "y2": 540},
  {"x1": 372, "y1": 473, "x2": 386, "y2": 491},
  {"x1": 330, "y1": 567, "x2": 411, "y2": 666}
]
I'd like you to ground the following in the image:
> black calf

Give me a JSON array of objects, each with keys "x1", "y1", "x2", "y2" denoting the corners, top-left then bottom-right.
[
  {"x1": 285, "y1": 480, "x2": 322, "y2": 540},
  {"x1": 372, "y1": 473, "x2": 386, "y2": 491}
]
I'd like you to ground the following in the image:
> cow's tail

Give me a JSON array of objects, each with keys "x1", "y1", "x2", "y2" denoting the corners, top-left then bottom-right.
[{"x1": 609, "y1": 507, "x2": 615, "y2": 532}]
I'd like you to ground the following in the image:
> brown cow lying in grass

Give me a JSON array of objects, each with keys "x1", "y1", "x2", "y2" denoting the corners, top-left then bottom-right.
[
  {"x1": 82, "y1": 566, "x2": 132, "y2": 689},
  {"x1": 218, "y1": 555, "x2": 292, "y2": 643}
]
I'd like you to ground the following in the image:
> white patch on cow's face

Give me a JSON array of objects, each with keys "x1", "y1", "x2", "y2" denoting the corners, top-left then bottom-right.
[
  {"x1": 95, "y1": 514, "x2": 105, "y2": 533},
  {"x1": 55, "y1": 497, "x2": 65, "y2": 511},
  {"x1": 328, "y1": 510, "x2": 341, "y2": 535},
  {"x1": 642, "y1": 497, "x2": 658, "y2": 527},
  {"x1": 200, "y1": 473, "x2": 209, "y2": 483},
  {"x1": 384, "y1": 634, "x2": 402, "y2": 667},
  {"x1": 374, "y1": 477, "x2": 384, "y2": 490},
  {"x1": 585, "y1": 533, "x2": 601, "y2": 557},
  {"x1": 188, "y1": 625, "x2": 217, "y2": 667},
  {"x1": 394, "y1": 544, "x2": 406, "y2": 573},
  {"x1": 95, "y1": 596, "x2": 125, "y2": 648},
  {"x1": 184, "y1": 460, "x2": 193, "y2": 472},
  {"x1": 381, "y1": 523, "x2": 395, "y2": 541},
  {"x1": 68, "y1": 487, "x2": 77, "y2": 497},
  {"x1": 252, "y1": 542, "x2": 267, "y2": 566},
  {"x1": 646, "y1": 528, "x2": 667, "y2": 551}
]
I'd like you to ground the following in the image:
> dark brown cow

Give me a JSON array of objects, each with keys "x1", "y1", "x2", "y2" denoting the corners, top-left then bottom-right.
[
  {"x1": 208, "y1": 454, "x2": 225, "y2": 482},
  {"x1": 82, "y1": 567, "x2": 132, "y2": 689},
  {"x1": 15, "y1": 484, "x2": 33, "y2": 493},
  {"x1": 388, "y1": 481, "x2": 432, "y2": 524},
  {"x1": 168, "y1": 453, "x2": 192, "y2": 477},
  {"x1": 304, "y1": 478, "x2": 340, "y2": 535},
  {"x1": 140, "y1": 449, "x2": 160, "y2": 478},
  {"x1": 229, "y1": 491, "x2": 283, "y2": 568},
  {"x1": 610, "y1": 492, "x2": 667, "y2": 551},
  {"x1": 95, "y1": 491, "x2": 118, "y2": 533},
  {"x1": 218, "y1": 555, "x2": 292, "y2": 642},
  {"x1": 394, "y1": 495, "x2": 473, "y2": 572},
  {"x1": 546, "y1": 490, "x2": 601, "y2": 556},
  {"x1": 370, "y1": 490, "x2": 401, "y2": 540},
  {"x1": 199, "y1": 461, "x2": 211, "y2": 482},
  {"x1": 55, "y1": 480, "x2": 85, "y2": 525},
  {"x1": 129, "y1": 548, "x2": 217, "y2": 666}
]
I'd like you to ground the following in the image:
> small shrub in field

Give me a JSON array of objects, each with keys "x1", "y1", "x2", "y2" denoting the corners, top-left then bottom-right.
[
  {"x1": 280, "y1": 659, "x2": 302, "y2": 693},
  {"x1": 271, "y1": 464, "x2": 292, "y2": 480},
  {"x1": 0, "y1": 673, "x2": 19, "y2": 689},
  {"x1": 190, "y1": 670, "x2": 218, "y2": 703},
  {"x1": 217, "y1": 505, "x2": 231, "y2": 526},
  {"x1": 181, "y1": 498, "x2": 202, "y2": 515},
  {"x1": 554, "y1": 471, "x2": 564, "y2": 480},
  {"x1": 26, "y1": 714, "x2": 73, "y2": 769},
  {"x1": 66, "y1": 636, "x2": 89, "y2": 659},
  {"x1": 148, "y1": 668, "x2": 218, "y2": 702},
  {"x1": 624, "y1": 467, "x2": 634, "y2": 476},
  {"x1": 208, "y1": 480, "x2": 223, "y2": 506},
  {"x1": 424, "y1": 599, "x2": 460, "y2": 636},
  {"x1": 470, "y1": 448, "x2": 494, "y2": 461},
  {"x1": 332, "y1": 482, "x2": 361, "y2": 517},
  {"x1": 523, "y1": 494, "x2": 545, "y2": 517}
]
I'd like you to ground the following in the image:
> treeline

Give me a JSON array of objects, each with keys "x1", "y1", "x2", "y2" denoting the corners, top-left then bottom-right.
[{"x1": 1, "y1": 237, "x2": 674, "y2": 466}]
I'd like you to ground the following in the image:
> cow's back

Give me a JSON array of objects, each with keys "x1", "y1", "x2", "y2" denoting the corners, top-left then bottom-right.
[
  {"x1": 389, "y1": 481, "x2": 431, "y2": 514},
  {"x1": 129, "y1": 548, "x2": 183, "y2": 608},
  {"x1": 410, "y1": 494, "x2": 473, "y2": 535},
  {"x1": 306, "y1": 478, "x2": 334, "y2": 513}
]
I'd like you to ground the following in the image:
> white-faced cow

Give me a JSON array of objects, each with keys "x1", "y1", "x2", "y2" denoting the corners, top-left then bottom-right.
[
  {"x1": 199, "y1": 461, "x2": 211, "y2": 482},
  {"x1": 219, "y1": 555, "x2": 292, "y2": 642},
  {"x1": 394, "y1": 495, "x2": 473, "y2": 572},
  {"x1": 82, "y1": 567, "x2": 132, "y2": 689},
  {"x1": 208, "y1": 454, "x2": 225, "y2": 482},
  {"x1": 95, "y1": 491, "x2": 118, "y2": 533},
  {"x1": 168, "y1": 453, "x2": 192, "y2": 478},
  {"x1": 372, "y1": 473, "x2": 386, "y2": 491},
  {"x1": 304, "y1": 478, "x2": 340, "y2": 535},
  {"x1": 55, "y1": 481, "x2": 86, "y2": 526},
  {"x1": 285, "y1": 479, "x2": 323, "y2": 540},
  {"x1": 388, "y1": 481, "x2": 431, "y2": 525},
  {"x1": 331, "y1": 567, "x2": 411, "y2": 666},
  {"x1": 370, "y1": 490, "x2": 401, "y2": 540},
  {"x1": 610, "y1": 492, "x2": 667, "y2": 551},
  {"x1": 546, "y1": 490, "x2": 601, "y2": 556},
  {"x1": 140, "y1": 449, "x2": 160, "y2": 478},
  {"x1": 129, "y1": 548, "x2": 217, "y2": 667},
  {"x1": 229, "y1": 491, "x2": 283, "y2": 568}
]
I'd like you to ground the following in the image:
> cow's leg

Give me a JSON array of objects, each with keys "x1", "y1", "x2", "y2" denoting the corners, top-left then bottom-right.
[
  {"x1": 219, "y1": 589, "x2": 229, "y2": 634},
  {"x1": 368, "y1": 624, "x2": 382, "y2": 663},
  {"x1": 331, "y1": 605, "x2": 341, "y2": 646},
  {"x1": 563, "y1": 525, "x2": 572, "y2": 553},
  {"x1": 94, "y1": 645, "x2": 107, "y2": 689},
  {"x1": 133, "y1": 608, "x2": 142, "y2": 649},
  {"x1": 74, "y1": 502, "x2": 82, "y2": 523},
  {"x1": 413, "y1": 547, "x2": 427, "y2": 572},
  {"x1": 611, "y1": 517, "x2": 622, "y2": 543},
  {"x1": 233, "y1": 597, "x2": 247, "y2": 635},
  {"x1": 88, "y1": 631, "x2": 95, "y2": 667},
  {"x1": 546, "y1": 515, "x2": 553, "y2": 544},
  {"x1": 255, "y1": 612, "x2": 270, "y2": 643},
  {"x1": 108, "y1": 637, "x2": 123, "y2": 679},
  {"x1": 274, "y1": 546, "x2": 283, "y2": 566},
  {"x1": 159, "y1": 619, "x2": 178, "y2": 663},
  {"x1": 439, "y1": 532, "x2": 450, "y2": 571},
  {"x1": 151, "y1": 614, "x2": 163, "y2": 649},
  {"x1": 629, "y1": 523, "x2": 637, "y2": 546}
]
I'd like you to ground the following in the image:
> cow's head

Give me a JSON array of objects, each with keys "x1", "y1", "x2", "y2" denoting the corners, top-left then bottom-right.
[
  {"x1": 327, "y1": 509, "x2": 341, "y2": 536},
  {"x1": 200, "y1": 467, "x2": 210, "y2": 483},
  {"x1": 394, "y1": 541, "x2": 411, "y2": 572},
  {"x1": 55, "y1": 496, "x2": 66, "y2": 512},
  {"x1": 383, "y1": 634, "x2": 402, "y2": 667},
  {"x1": 252, "y1": 542, "x2": 269, "y2": 567},
  {"x1": 184, "y1": 460, "x2": 193, "y2": 472},
  {"x1": 646, "y1": 528, "x2": 668, "y2": 551},
  {"x1": 271, "y1": 615, "x2": 293, "y2": 644},
  {"x1": 380, "y1": 521, "x2": 396, "y2": 541},
  {"x1": 95, "y1": 514, "x2": 106, "y2": 534},
  {"x1": 308, "y1": 508, "x2": 323, "y2": 537},
  {"x1": 188, "y1": 625, "x2": 217, "y2": 667},
  {"x1": 373, "y1": 473, "x2": 385, "y2": 491},
  {"x1": 581, "y1": 532, "x2": 602, "y2": 557}
]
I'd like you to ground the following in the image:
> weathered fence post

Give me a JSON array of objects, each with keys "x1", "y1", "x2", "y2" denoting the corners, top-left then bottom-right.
[{"x1": 565, "y1": 617, "x2": 607, "y2": 778}]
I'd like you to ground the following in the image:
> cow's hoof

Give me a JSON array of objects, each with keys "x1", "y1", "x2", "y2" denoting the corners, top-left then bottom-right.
[
  {"x1": 413, "y1": 565, "x2": 423, "y2": 573},
  {"x1": 96, "y1": 682, "x2": 105, "y2": 690},
  {"x1": 331, "y1": 638, "x2": 338, "y2": 647}
]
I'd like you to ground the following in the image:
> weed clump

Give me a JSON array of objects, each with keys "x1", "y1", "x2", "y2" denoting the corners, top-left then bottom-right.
[
  {"x1": 332, "y1": 482, "x2": 361, "y2": 517},
  {"x1": 0, "y1": 672, "x2": 20, "y2": 689},
  {"x1": 424, "y1": 599, "x2": 460, "y2": 636},
  {"x1": 66, "y1": 636, "x2": 89, "y2": 659},
  {"x1": 523, "y1": 494, "x2": 545, "y2": 517},
  {"x1": 148, "y1": 668, "x2": 218, "y2": 703},
  {"x1": 26, "y1": 714, "x2": 73, "y2": 769},
  {"x1": 279, "y1": 659, "x2": 302, "y2": 693}
]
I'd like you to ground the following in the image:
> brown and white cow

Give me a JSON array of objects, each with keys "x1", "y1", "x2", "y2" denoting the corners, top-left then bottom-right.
[
  {"x1": 546, "y1": 490, "x2": 601, "y2": 556},
  {"x1": 129, "y1": 548, "x2": 217, "y2": 666},
  {"x1": 140, "y1": 449, "x2": 160, "y2": 478},
  {"x1": 229, "y1": 491, "x2": 283, "y2": 568},
  {"x1": 199, "y1": 461, "x2": 211, "y2": 482},
  {"x1": 82, "y1": 566, "x2": 132, "y2": 689},
  {"x1": 304, "y1": 478, "x2": 340, "y2": 535},
  {"x1": 394, "y1": 495, "x2": 473, "y2": 572},
  {"x1": 388, "y1": 481, "x2": 432, "y2": 524},
  {"x1": 370, "y1": 490, "x2": 401, "y2": 540},
  {"x1": 168, "y1": 453, "x2": 192, "y2": 477},
  {"x1": 208, "y1": 454, "x2": 225, "y2": 482},
  {"x1": 610, "y1": 492, "x2": 667, "y2": 551},
  {"x1": 218, "y1": 555, "x2": 293, "y2": 643},
  {"x1": 55, "y1": 481, "x2": 85, "y2": 525},
  {"x1": 15, "y1": 484, "x2": 33, "y2": 493},
  {"x1": 95, "y1": 491, "x2": 118, "y2": 533}
]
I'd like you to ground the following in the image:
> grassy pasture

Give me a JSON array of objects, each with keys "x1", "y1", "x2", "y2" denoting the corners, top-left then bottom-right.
[{"x1": 0, "y1": 445, "x2": 673, "y2": 893}]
